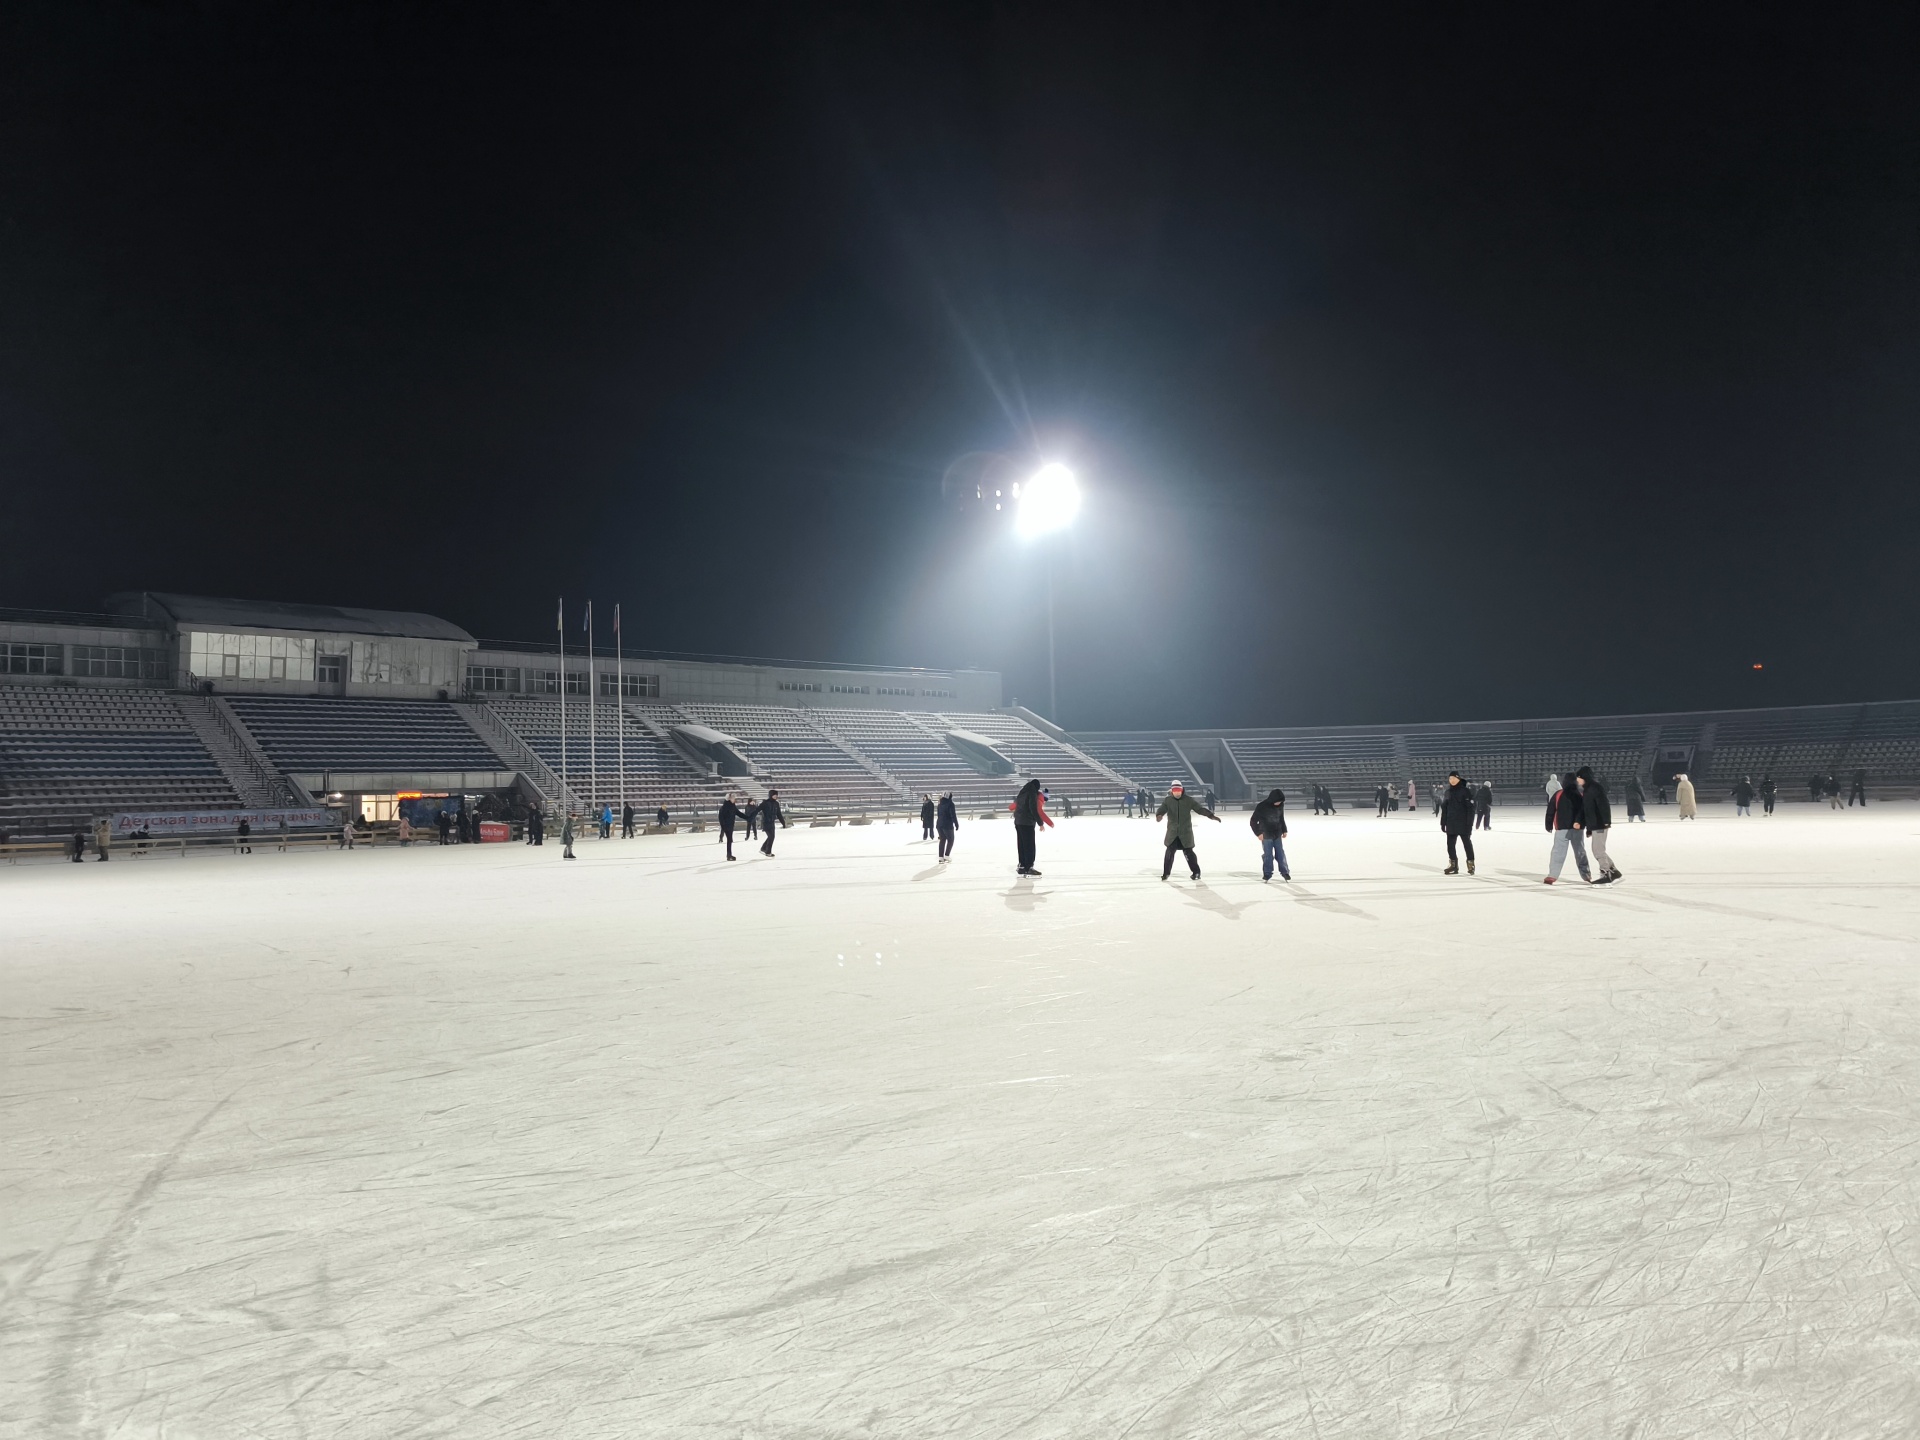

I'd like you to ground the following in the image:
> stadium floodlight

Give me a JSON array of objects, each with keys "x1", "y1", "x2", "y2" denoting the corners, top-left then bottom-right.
[{"x1": 1015, "y1": 463, "x2": 1080, "y2": 540}]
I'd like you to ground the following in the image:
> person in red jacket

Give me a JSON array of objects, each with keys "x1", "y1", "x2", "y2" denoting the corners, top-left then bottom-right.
[{"x1": 1009, "y1": 777, "x2": 1052, "y2": 876}]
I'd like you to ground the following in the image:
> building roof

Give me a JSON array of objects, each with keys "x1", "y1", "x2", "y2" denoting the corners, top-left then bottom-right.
[{"x1": 106, "y1": 592, "x2": 475, "y2": 644}]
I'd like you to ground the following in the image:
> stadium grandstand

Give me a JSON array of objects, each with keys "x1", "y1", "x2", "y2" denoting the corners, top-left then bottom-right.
[{"x1": 3, "y1": 593, "x2": 1917, "y2": 840}]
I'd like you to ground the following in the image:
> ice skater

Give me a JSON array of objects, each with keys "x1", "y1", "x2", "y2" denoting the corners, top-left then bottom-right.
[
  {"x1": 920, "y1": 795, "x2": 935, "y2": 840},
  {"x1": 528, "y1": 807, "x2": 545, "y2": 845},
  {"x1": 561, "y1": 811, "x2": 576, "y2": 859},
  {"x1": 1440, "y1": 771, "x2": 1475, "y2": 874},
  {"x1": 1474, "y1": 780, "x2": 1494, "y2": 830},
  {"x1": 936, "y1": 792, "x2": 958, "y2": 861},
  {"x1": 236, "y1": 818, "x2": 252, "y2": 855},
  {"x1": 1157, "y1": 780, "x2": 1219, "y2": 881},
  {"x1": 1010, "y1": 777, "x2": 1052, "y2": 876},
  {"x1": 622, "y1": 802, "x2": 635, "y2": 838},
  {"x1": 718, "y1": 793, "x2": 742, "y2": 860},
  {"x1": 1375, "y1": 784, "x2": 1390, "y2": 817},
  {"x1": 1760, "y1": 775, "x2": 1776, "y2": 815},
  {"x1": 1543, "y1": 771, "x2": 1591, "y2": 884},
  {"x1": 1625, "y1": 775, "x2": 1647, "y2": 822},
  {"x1": 1579, "y1": 767, "x2": 1620, "y2": 882},
  {"x1": 1732, "y1": 775, "x2": 1755, "y2": 816},
  {"x1": 1675, "y1": 773, "x2": 1697, "y2": 819},
  {"x1": 744, "y1": 802, "x2": 759, "y2": 841},
  {"x1": 1251, "y1": 787, "x2": 1290, "y2": 882},
  {"x1": 1848, "y1": 768, "x2": 1867, "y2": 807},
  {"x1": 1406, "y1": 779, "x2": 1418, "y2": 815},
  {"x1": 759, "y1": 789, "x2": 785, "y2": 856}
]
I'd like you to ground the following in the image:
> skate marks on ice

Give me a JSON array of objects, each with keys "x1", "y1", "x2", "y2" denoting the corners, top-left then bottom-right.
[{"x1": 39, "y1": 1093, "x2": 232, "y2": 1438}]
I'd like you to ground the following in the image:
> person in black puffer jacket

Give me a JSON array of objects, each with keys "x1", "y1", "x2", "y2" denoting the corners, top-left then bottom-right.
[
  {"x1": 1250, "y1": 788, "x2": 1290, "y2": 881},
  {"x1": 1543, "y1": 771, "x2": 1591, "y2": 884},
  {"x1": 1439, "y1": 772, "x2": 1476, "y2": 874},
  {"x1": 1577, "y1": 766, "x2": 1619, "y2": 883}
]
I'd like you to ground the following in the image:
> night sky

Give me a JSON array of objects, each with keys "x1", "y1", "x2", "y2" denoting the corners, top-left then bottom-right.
[{"x1": 3, "y1": 6, "x2": 1915, "y2": 729}]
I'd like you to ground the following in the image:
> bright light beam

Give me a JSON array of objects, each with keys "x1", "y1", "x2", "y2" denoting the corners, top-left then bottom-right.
[{"x1": 1015, "y1": 463, "x2": 1080, "y2": 539}]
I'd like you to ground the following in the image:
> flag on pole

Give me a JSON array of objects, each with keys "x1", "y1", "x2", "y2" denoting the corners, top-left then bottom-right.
[
  {"x1": 613, "y1": 603, "x2": 620, "y2": 638},
  {"x1": 557, "y1": 596, "x2": 564, "y2": 632},
  {"x1": 583, "y1": 599, "x2": 592, "y2": 632}
]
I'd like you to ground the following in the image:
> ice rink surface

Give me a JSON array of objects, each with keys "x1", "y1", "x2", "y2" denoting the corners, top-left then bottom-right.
[{"x1": 4, "y1": 802, "x2": 1918, "y2": 1438}]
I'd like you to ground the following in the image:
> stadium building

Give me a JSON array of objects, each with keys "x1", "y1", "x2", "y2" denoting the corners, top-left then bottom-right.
[{"x1": 3, "y1": 592, "x2": 1916, "y2": 842}]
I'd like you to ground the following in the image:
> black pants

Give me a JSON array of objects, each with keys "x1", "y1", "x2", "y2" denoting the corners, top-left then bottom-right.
[
  {"x1": 721, "y1": 824, "x2": 735, "y2": 859},
  {"x1": 1163, "y1": 839, "x2": 1199, "y2": 878},
  {"x1": 937, "y1": 826, "x2": 954, "y2": 858},
  {"x1": 761, "y1": 828, "x2": 775, "y2": 856},
  {"x1": 1474, "y1": 810, "x2": 1490, "y2": 830},
  {"x1": 1849, "y1": 785, "x2": 1865, "y2": 806},
  {"x1": 1446, "y1": 831, "x2": 1475, "y2": 866},
  {"x1": 1763, "y1": 796, "x2": 1775, "y2": 814},
  {"x1": 1015, "y1": 824, "x2": 1036, "y2": 871},
  {"x1": 922, "y1": 818, "x2": 934, "y2": 839}
]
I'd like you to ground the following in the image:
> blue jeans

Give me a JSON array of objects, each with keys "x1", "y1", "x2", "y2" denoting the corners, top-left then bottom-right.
[{"x1": 1261, "y1": 835, "x2": 1290, "y2": 880}]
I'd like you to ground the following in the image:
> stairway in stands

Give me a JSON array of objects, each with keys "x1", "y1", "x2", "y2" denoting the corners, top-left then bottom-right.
[{"x1": 177, "y1": 694, "x2": 288, "y2": 807}]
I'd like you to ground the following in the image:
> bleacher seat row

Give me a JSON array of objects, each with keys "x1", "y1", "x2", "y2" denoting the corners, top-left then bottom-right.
[
  {"x1": 4, "y1": 687, "x2": 1915, "y2": 835},
  {"x1": 0, "y1": 687, "x2": 243, "y2": 833}
]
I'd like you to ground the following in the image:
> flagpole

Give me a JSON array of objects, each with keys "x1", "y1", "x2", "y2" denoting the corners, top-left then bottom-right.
[
  {"x1": 615, "y1": 603, "x2": 625, "y2": 822},
  {"x1": 587, "y1": 601, "x2": 598, "y2": 820},
  {"x1": 557, "y1": 596, "x2": 568, "y2": 807}
]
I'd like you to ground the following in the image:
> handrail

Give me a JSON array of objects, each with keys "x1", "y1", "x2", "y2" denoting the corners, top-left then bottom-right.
[{"x1": 458, "y1": 701, "x2": 583, "y2": 813}]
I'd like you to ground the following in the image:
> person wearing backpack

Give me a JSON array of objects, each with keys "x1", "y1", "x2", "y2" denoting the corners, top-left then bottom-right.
[
  {"x1": 1543, "y1": 771, "x2": 1592, "y2": 884},
  {"x1": 1010, "y1": 777, "x2": 1052, "y2": 875}
]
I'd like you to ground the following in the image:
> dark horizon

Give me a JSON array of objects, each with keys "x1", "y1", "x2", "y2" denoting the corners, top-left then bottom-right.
[{"x1": 4, "y1": 6, "x2": 1916, "y2": 730}]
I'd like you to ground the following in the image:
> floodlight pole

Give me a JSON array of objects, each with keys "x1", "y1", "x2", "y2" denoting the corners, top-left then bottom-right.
[{"x1": 1047, "y1": 557, "x2": 1057, "y2": 722}]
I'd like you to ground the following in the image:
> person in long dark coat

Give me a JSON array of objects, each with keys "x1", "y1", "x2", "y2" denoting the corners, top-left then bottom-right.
[
  {"x1": 920, "y1": 795, "x2": 936, "y2": 840},
  {"x1": 759, "y1": 789, "x2": 785, "y2": 856},
  {"x1": 1848, "y1": 768, "x2": 1867, "y2": 806},
  {"x1": 718, "y1": 794, "x2": 742, "y2": 860},
  {"x1": 936, "y1": 792, "x2": 958, "y2": 861},
  {"x1": 1625, "y1": 776, "x2": 1646, "y2": 822},
  {"x1": 1759, "y1": 775, "x2": 1776, "y2": 815},
  {"x1": 1010, "y1": 778, "x2": 1052, "y2": 875},
  {"x1": 1156, "y1": 781, "x2": 1220, "y2": 880},
  {"x1": 1474, "y1": 780, "x2": 1494, "y2": 830},
  {"x1": 1440, "y1": 771, "x2": 1476, "y2": 874},
  {"x1": 622, "y1": 802, "x2": 635, "y2": 839},
  {"x1": 1732, "y1": 775, "x2": 1756, "y2": 816}
]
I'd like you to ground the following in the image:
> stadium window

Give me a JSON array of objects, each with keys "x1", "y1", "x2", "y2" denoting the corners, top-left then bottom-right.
[
  {"x1": 1, "y1": 642, "x2": 63, "y2": 675},
  {"x1": 564, "y1": 671, "x2": 589, "y2": 695},
  {"x1": 468, "y1": 666, "x2": 514, "y2": 693},
  {"x1": 529, "y1": 669, "x2": 560, "y2": 694},
  {"x1": 70, "y1": 645, "x2": 168, "y2": 680},
  {"x1": 317, "y1": 654, "x2": 345, "y2": 684},
  {"x1": 619, "y1": 673, "x2": 659, "y2": 699}
]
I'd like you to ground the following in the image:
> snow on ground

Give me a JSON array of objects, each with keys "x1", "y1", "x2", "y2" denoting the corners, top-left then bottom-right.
[{"x1": 3, "y1": 802, "x2": 1918, "y2": 1438}]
